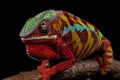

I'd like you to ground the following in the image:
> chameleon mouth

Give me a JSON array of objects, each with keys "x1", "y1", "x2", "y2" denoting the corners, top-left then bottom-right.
[
  {"x1": 21, "y1": 35, "x2": 57, "y2": 41},
  {"x1": 26, "y1": 44, "x2": 59, "y2": 60},
  {"x1": 21, "y1": 35, "x2": 59, "y2": 60},
  {"x1": 27, "y1": 52, "x2": 41, "y2": 61}
]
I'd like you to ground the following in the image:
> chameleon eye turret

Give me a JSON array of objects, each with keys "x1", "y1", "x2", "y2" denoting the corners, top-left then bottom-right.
[{"x1": 39, "y1": 20, "x2": 50, "y2": 35}]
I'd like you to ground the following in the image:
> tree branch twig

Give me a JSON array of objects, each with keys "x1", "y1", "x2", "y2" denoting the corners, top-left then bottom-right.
[{"x1": 3, "y1": 59, "x2": 120, "y2": 80}]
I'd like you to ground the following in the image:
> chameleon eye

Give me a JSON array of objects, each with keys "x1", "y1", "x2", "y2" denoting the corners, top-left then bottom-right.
[
  {"x1": 41, "y1": 22, "x2": 46, "y2": 28},
  {"x1": 39, "y1": 21, "x2": 50, "y2": 34}
]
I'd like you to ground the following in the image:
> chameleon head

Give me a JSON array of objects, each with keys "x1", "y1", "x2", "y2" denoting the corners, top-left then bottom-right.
[{"x1": 19, "y1": 10, "x2": 63, "y2": 60}]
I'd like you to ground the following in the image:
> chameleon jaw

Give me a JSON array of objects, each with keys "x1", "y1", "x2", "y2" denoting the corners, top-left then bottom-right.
[
  {"x1": 21, "y1": 35, "x2": 57, "y2": 41},
  {"x1": 27, "y1": 52, "x2": 41, "y2": 61}
]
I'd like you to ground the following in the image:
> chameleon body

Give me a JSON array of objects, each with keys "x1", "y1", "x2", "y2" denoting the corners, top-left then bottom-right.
[{"x1": 20, "y1": 10, "x2": 113, "y2": 80}]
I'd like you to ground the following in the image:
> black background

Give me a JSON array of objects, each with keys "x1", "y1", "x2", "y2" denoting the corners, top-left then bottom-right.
[{"x1": 1, "y1": 0, "x2": 120, "y2": 79}]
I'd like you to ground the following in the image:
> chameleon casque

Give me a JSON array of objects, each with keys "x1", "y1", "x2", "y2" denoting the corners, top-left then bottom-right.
[{"x1": 20, "y1": 10, "x2": 113, "y2": 80}]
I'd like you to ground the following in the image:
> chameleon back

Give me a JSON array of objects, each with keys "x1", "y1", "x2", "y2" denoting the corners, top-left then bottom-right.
[{"x1": 56, "y1": 10, "x2": 104, "y2": 59}]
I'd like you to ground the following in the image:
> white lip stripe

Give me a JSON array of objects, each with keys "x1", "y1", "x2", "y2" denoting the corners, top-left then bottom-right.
[
  {"x1": 27, "y1": 53, "x2": 41, "y2": 61},
  {"x1": 21, "y1": 35, "x2": 57, "y2": 40}
]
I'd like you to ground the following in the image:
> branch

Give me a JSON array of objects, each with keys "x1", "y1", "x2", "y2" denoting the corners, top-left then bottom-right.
[{"x1": 3, "y1": 59, "x2": 120, "y2": 80}]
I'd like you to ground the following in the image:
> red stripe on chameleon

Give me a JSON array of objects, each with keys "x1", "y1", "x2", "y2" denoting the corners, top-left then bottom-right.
[
  {"x1": 62, "y1": 32, "x2": 72, "y2": 45},
  {"x1": 79, "y1": 43, "x2": 90, "y2": 58},
  {"x1": 106, "y1": 61, "x2": 113, "y2": 65},
  {"x1": 77, "y1": 30, "x2": 88, "y2": 44},
  {"x1": 62, "y1": 11, "x2": 78, "y2": 25},
  {"x1": 81, "y1": 19, "x2": 87, "y2": 26},
  {"x1": 74, "y1": 45, "x2": 79, "y2": 56},
  {"x1": 106, "y1": 55, "x2": 113, "y2": 59},
  {"x1": 90, "y1": 31, "x2": 98, "y2": 52},
  {"x1": 94, "y1": 27, "x2": 99, "y2": 32}
]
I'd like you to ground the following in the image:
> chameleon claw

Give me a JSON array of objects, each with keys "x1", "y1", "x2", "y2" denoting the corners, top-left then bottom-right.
[{"x1": 37, "y1": 67, "x2": 54, "y2": 80}]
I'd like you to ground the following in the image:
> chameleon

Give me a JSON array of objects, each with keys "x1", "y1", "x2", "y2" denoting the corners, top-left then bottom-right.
[{"x1": 19, "y1": 10, "x2": 113, "y2": 80}]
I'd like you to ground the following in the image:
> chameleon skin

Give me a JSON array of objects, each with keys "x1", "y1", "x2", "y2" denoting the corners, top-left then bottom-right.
[{"x1": 20, "y1": 10, "x2": 113, "y2": 80}]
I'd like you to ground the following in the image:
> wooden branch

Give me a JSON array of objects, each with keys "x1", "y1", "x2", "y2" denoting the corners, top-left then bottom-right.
[{"x1": 3, "y1": 59, "x2": 120, "y2": 80}]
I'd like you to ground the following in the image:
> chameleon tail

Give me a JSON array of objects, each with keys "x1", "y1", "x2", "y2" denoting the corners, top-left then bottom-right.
[{"x1": 98, "y1": 39, "x2": 113, "y2": 75}]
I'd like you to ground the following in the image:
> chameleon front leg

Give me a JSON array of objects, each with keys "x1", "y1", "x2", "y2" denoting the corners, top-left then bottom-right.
[
  {"x1": 98, "y1": 39, "x2": 113, "y2": 75},
  {"x1": 37, "y1": 60, "x2": 49, "y2": 71},
  {"x1": 37, "y1": 44, "x2": 75, "y2": 80},
  {"x1": 50, "y1": 44, "x2": 76, "y2": 73}
]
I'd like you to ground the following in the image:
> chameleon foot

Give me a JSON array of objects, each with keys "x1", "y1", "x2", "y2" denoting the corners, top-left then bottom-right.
[{"x1": 37, "y1": 66, "x2": 55, "y2": 80}]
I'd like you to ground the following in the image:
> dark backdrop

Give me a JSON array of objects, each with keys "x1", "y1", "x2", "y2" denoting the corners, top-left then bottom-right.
[{"x1": 1, "y1": 0, "x2": 119, "y2": 79}]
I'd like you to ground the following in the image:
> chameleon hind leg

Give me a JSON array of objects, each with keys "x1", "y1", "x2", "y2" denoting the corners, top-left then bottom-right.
[{"x1": 98, "y1": 39, "x2": 113, "y2": 75}]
